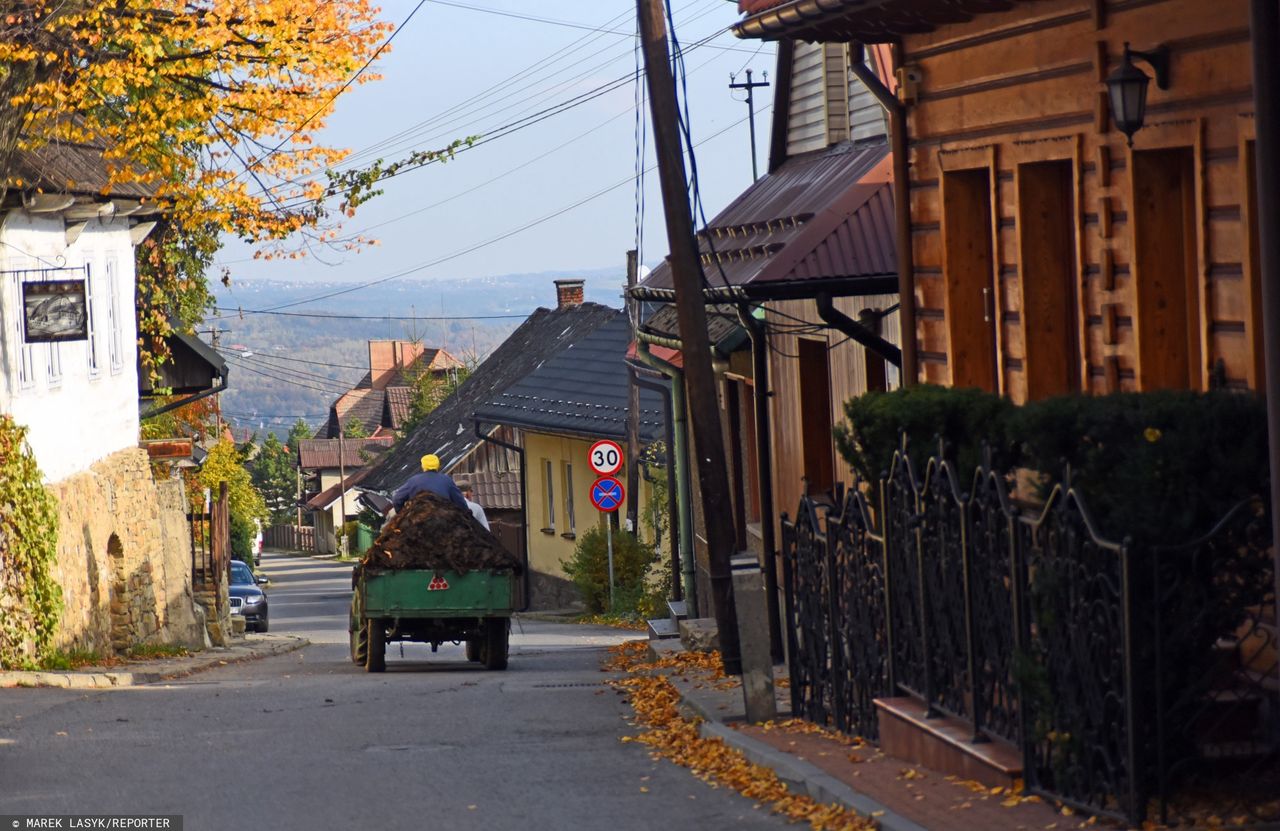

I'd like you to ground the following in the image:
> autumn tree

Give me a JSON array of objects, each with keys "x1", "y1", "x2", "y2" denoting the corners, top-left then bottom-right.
[
  {"x1": 198, "y1": 440, "x2": 267, "y2": 562},
  {"x1": 0, "y1": 1, "x2": 468, "y2": 374}
]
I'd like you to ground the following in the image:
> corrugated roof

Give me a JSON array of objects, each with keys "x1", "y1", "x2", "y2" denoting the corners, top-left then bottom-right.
[
  {"x1": 641, "y1": 140, "x2": 894, "y2": 293},
  {"x1": 305, "y1": 468, "x2": 372, "y2": 511},
  {"x1": 474, "y1": 313, "x2": 666, "y2": 443},
  {"x1": 298, "y1": 437, "x2": 393, "y2": 470},
  {"x1": 361, "y1": 302, "x2": 620, "y2": 493},
  {"x1": 640, "y1": 304, "x2": 748, "y2": 355}
]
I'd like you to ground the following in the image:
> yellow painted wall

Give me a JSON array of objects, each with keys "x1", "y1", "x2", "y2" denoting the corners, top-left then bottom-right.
[{"x1": 523, "y1": 431, "x2": 656, "y2": 580}]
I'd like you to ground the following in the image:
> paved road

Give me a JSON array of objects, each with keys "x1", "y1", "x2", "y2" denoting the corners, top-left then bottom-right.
[{"x1": 0, "y1": 551, "x2": 791, "y2": 831}]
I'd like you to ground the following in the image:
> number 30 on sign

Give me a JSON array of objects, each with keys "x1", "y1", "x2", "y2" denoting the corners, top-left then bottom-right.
[{"x1": 588, "y1": 439, "x2": 624, "y2": 476}]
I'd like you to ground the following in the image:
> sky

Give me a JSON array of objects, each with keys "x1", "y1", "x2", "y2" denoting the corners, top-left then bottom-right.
[{"x1": 212, "y1": 0, "x2": 778, "y2": 304}]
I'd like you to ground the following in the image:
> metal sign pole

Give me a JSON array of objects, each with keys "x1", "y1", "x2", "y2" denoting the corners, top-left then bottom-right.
[{"x1": 606, "y1": 517, "x2": 616, "y2": 612}]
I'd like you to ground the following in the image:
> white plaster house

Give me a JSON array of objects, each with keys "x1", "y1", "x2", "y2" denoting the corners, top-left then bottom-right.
[
  {"x1": 0, "y1": 142, "x2": 159, "y2": 483},
  {"x1": 0, "y1": 140, "x2": 210, "y2": 656}
]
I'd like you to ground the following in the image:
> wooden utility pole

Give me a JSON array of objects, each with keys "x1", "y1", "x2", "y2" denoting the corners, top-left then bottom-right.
[
  {"x1": 626, "y1": 249, "x2": 642, "y2": 534},
  {"x1": 637, "y1": 0, "x2": 741, "y2": 675}
]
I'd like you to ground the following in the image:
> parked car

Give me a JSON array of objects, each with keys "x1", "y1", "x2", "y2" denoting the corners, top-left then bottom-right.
[{"x1": 229, "y1": 559, "x2": 269, "y2": 633}]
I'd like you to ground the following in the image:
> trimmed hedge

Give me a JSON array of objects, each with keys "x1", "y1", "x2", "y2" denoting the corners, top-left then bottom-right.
[{"x1": 836, "y1": 385, "x2": 1269, "y2": 545}]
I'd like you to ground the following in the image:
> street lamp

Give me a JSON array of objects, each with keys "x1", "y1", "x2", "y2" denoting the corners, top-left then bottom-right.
[{"x1": 1106, "y1": 42, "x2": 1171, "y2": 146}]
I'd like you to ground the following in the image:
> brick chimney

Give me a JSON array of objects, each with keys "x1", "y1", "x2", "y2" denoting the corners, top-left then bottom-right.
[
  {"x1": 555, "y1": 279, "x2": 585, "y2": 310},
  {"x1": 368, "y1": 340, "x2": 426, "y2": 390}
]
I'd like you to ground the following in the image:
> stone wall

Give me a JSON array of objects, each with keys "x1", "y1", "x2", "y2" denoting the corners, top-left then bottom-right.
[{"x1": 48, "y1": 448, "x2": 206, "y2": 655}]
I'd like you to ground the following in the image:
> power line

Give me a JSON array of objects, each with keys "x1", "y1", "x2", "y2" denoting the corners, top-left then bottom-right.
[
  {"x1": 212, "y1": 106, "x2": 763, "y2": 320},
  {"x1": 213, "y1": 306, "x2": 528, "y2": 321}
]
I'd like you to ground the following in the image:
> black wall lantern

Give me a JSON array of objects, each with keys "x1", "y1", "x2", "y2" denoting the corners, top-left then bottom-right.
[{"x1": 1106, "y1": 42, "x2": 1171, "y2": 146}]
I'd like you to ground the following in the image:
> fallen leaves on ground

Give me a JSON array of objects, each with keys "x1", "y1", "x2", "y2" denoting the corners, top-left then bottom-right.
[
  {"x1": 603, "y1": 641, "x2": 876, "y2": 831},
  {"x1": 575, "y1": 614, "x2": 647, "y2": 632}
]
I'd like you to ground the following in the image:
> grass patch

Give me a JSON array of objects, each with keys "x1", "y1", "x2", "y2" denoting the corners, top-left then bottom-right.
[
  {"x1": 39, "y1": 649, "x2": 112, "y2": 670},
  {"x1": 126, "y1": 643, "x2": 190, "y2": 661}
]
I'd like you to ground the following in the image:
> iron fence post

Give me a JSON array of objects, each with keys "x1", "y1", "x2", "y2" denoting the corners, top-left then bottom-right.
[
  {"x1": 960, "y1": 492, "x2": 984, "y2": 742},
  {"x1": 1009, "y1": 501, "x2": 1032, "y2": 778},
  {"x1": 879, "y1": 475, "x2": 897, "y2": 695},
  {"x1": 825, "y1": 510, "x2": 846, "y2": 731},
  {"x1": 915, "y1": 481, "x2": 936, "y2": 717},
  {"x1": 1120, "y1": 540, "x2": 1144, "y2": 825}
]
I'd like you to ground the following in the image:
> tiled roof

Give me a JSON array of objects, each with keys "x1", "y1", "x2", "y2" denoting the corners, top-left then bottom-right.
[
  {"x1": 361, "y1": 302, "x2": 620, "y2": 493},
  {"x1": 297, "y1": 437, "x2": 393, "y2": 470},
  {"x1": 465, "y1": 471, "x2": 522, "y2": 512},
  {"x1": 473, "y1": 313, "x2": 666, "y2": 443},
  {"x1": 641, "y1": 140, "x2": 894, "y2": 294},
  {"x1": 384, "y1": 386, "x2": 412, "y2": 430}
]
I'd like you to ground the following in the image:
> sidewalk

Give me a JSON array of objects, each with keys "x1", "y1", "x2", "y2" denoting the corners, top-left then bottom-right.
[
  {"x1": 650, "y1": 641, "x2": 1091, "y2": 831},
  {"x1": 0, "y1": 634, "x2": 308, "y2": 689}
]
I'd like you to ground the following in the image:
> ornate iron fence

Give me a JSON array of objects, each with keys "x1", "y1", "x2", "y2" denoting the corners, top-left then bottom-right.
[{"x1": 779, "y1": 441, "x2": 1279, "y2": 825}]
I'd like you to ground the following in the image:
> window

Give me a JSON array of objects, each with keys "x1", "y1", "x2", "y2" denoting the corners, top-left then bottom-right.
[
  {"x1": 106, "y1": 256, "x2": 123, "y2": 374},
  {"x1": 562, "y1": 461, "x2": 576, "y2": 537},
  {"x1": 85, "y1": 262, "x2": 99, "y2": 377},
  {"x1": 45, "y1": 339, "x2": 61, "y2": 386},
  {"x1": 797, "y1": 338, "x2": 835, "y2": 499},
  {"x1": 541, "y1": 459, "x2": 555, "y2": 533}
]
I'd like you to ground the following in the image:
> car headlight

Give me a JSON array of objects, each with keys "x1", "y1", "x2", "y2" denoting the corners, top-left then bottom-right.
[{"x1": 244, "y1": 592, "x2": 264, "y2": 604}]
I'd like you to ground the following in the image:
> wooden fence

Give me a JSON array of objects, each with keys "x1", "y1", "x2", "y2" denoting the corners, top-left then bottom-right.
[{"x1": 264, "y1": 524, "x2": 316, "y2": 552}]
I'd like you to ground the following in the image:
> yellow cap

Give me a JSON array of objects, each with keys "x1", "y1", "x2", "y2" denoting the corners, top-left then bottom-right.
[{"x1": 420, "y1": 454, "x2": 441, "y2": 471}]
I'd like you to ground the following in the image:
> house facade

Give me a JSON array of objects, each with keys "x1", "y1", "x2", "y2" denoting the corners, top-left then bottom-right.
[
  {"x1": 298, "y1": 436, "x2": 393, "y2": 553},
  {"x1": 0, "y1": 141, "x2": 207, "y2": 659}
]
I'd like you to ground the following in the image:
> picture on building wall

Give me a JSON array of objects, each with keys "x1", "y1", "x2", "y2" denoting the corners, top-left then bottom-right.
[{"x1": 22, "y1": 279, "x2": 88, "y2": 342}]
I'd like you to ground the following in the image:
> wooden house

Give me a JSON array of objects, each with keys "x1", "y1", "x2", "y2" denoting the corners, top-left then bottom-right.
[{"x1": 736, "y1": 0, "x2": 1271, "y2": 400}]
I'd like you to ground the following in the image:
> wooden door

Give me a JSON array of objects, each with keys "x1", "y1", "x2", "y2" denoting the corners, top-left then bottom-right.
[
  {"x1": 797, "y1": 338, "x2": 835, "y2": 499},
  {"x1": 943, "y1": 168, "x2": 999, "y2": 391},
  {"x1": 1018, "y1": 160, "x2": 1080, "y2": 399}
]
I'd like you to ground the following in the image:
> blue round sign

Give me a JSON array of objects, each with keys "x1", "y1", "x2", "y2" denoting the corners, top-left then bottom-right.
[{"x1": 590, "y1": 476, "x2": 625, "y2": 513}]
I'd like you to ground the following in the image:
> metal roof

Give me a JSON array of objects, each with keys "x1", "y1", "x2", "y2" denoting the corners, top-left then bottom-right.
[
  {"x1": 734, "y1": 0, "x2": 1022, "y2": 42},
  {"x1": 473, "y1": 313, "x2": 666, "y2": 443},
  {"x1": 361, "y1": 302, "x2": 619, "y2": 493},
  {"x1": 297, "y1": 437, "x2": 393, "y2": 471},
  {"x1": 640, "y1": 140, "x2": 894, "y2": 295}
]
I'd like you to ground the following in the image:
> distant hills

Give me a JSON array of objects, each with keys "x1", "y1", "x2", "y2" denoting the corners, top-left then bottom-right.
[{"x1": 207, "y1": 267, "x2": 628, "y2": 438}]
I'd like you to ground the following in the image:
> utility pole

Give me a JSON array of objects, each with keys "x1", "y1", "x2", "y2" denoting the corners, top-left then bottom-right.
[
  {"x1": 638, "y1": 0, "x2": 742, "y2": 675},
  {"x1": 337, "y1": 418, "x2": 348, "y2": 555},
  {"x1": 626, "y1": 249, "x2": 642, "y2": 534},
  {"x1": 209, "y1": 327, "x2": 224, "y2": 441},
  {"x1": 729, "y1": 69, "x2": 770, "y2": 181}
]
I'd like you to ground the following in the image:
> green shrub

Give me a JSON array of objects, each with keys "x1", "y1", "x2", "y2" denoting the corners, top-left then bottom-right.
[
  {"x1": 835, "y1": 384, "x2": 1015, "y2": 482},
  {"x1": 562, "y1": 526, "x2": 654, "y2": 614},
  {"x1": 835, "y1": 386, "x2": 1268, "y2": 545}
]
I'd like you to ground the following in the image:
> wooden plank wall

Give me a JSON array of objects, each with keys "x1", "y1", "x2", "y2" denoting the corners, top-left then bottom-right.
[
  {"x1": 766, "y1": 293, "x2": 900, "y2": 522},
  {"x1": 901, "y1": 0, "x2": 1256, "y2": 399},
  {"x1": 787, "y1": 41, "x2": 889, "y2": 158}
]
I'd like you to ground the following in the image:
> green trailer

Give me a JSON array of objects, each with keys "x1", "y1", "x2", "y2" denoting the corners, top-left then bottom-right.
[{"x1": 348, "y1": 567, "x2": 514, "y2": 672}]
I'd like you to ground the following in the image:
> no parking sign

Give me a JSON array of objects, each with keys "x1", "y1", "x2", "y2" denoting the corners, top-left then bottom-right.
[{"x1": 589, "y1": 476, "x2": 625, "y2": 513}]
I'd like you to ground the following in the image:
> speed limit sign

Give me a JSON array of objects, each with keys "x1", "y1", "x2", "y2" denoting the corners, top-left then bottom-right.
[{"x1": 588, "y1": 439, "x2": 624, "y2": 476}]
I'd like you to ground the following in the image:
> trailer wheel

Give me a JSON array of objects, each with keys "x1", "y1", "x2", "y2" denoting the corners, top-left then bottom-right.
[
  {"x1": 482, "y1": 618, "x2": 508, "y2": 671},
  {"x1": 349, "y1": 611, "x2": 368, "y2": 665},
  {"x1": 465, "y1": 638, "x2": 482, "y2": 662},
  {"x1": 366, "y1": 617, "x2": 386, "y2": 673}
]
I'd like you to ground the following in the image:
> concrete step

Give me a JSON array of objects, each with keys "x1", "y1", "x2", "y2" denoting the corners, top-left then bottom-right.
[
  {"x1": 679, "y1": 617, "x2": 720, "y2": 653},
  {"x1": 875, "y1": 696, "x2": 1022, "y2": 790},
  {"x1": 647, "y1": 617, "x2": 680, "y2": 640},
  {"x1": 667, "y1": 599, "x2": 689, "y2": 622}
]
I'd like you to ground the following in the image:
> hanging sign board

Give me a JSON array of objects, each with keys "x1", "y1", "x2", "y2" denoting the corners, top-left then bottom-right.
[
  {"x1": 22, "y1": 280, "x2": 88, "y2": 342},
  {"x1": 588, "y1": 439, "x2": 624, "y2": 476}
]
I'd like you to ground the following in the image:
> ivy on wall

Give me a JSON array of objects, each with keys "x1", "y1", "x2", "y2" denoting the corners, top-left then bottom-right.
[{"x1": 0, "y1": 416, "x2": 62, "y2": 668}]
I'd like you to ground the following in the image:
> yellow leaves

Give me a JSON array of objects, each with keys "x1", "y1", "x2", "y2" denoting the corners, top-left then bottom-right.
[{"x1": 898, "y1": 767, "x2": 924, "y2": 781}]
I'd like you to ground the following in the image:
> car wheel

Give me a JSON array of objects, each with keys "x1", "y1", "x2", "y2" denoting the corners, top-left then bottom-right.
[
  {"x1": 349, "y1": 611, "x2": 368, "y2": 665},
  {"x1": 482, "y1": 618, "x2": 508, "y2": 671},
  {"x1": 465, "y1": 638, "x2": 481, "y2": 662},
  {"x1": 256, "y1": 617, "x2": 269, "y2": 634},
  {"x1": 366, "y1": 617, "x2": 386, "y2": 673}
]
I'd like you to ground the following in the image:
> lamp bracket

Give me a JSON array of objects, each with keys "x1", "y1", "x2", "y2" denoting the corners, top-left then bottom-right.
[{"x1": 1127, "y1": 43, "x2": 1170, "y2": 90}]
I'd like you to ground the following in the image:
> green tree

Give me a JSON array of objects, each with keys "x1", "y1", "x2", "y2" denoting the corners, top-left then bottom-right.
[
  {"x1": 286, "y1": 419, "x2": 313, "y2": 454},
  {"x1": 251, "y1": 434, "x2": 297, "y2": 524},
  {"x1": 342, "y1": 418, "x2": 370, "y2": 439},
  {"x1": 404, "y1": 363, "x2": 474, "y2": 431},
  {"x1": 198, "y1": 441, "x2": 268, "y2": 563}
]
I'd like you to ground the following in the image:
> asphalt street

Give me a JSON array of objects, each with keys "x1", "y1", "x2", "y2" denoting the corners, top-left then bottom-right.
[{"x1": 0, "y1": 551, "x2": 794, "y2": 831}]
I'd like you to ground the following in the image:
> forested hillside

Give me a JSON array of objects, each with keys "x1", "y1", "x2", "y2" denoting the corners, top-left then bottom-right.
[{"x1": 209, "y1": 270, "x2": 625, "y2": 438}]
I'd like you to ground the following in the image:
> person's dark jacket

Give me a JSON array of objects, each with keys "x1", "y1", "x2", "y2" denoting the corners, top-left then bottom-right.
[{"x1": 392, "y1": 471, "x2": 467, "y2": 512}]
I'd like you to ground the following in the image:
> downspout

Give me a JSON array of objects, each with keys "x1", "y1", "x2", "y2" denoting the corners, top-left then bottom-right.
[
  {"x1": 474, "y1": 421, "x2": 531, "y2": 612},
  {"x1": 814, "y1": 292, "x2": 903, "y2": 367},
  {"x1": 630, "y1": 364, "x2": 683, "y2": 603},
  {"x1": 633, "y1": 335, "x2": 698, "y2": 616},
  {"x1": 848, "y1": 43, "x2": 917, "y2": 386},
  {"x1": 735, "y1": 305, "x2": 784, "y2": 663}
]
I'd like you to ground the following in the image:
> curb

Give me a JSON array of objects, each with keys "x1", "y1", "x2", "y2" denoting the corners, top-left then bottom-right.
[
  {"x1": 698, "y1": 720, "x2": 929, "y2": 831},
  {"x1": 0, "y1": 635, "x2": 309, "y2": 689}
]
